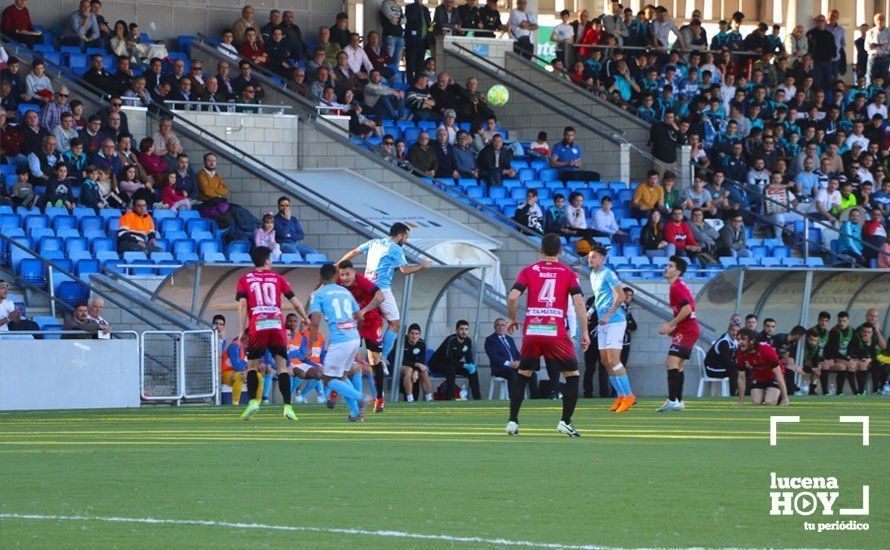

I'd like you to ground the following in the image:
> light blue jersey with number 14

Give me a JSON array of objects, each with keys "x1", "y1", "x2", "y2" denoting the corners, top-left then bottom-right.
[{"x1": 309, "y1": 284, "x2": 360, "y2": 344}]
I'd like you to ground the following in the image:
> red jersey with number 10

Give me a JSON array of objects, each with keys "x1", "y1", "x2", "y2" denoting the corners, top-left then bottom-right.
[
  {"x1": 235, "y1": 269, "x2": 295, "y2": 333},
  {"x1": 669, "y1": 278, "x2": 698, "y2": 336},
  {"x1": 513, "y1": 260, "x2": 582, "y2": 338}
]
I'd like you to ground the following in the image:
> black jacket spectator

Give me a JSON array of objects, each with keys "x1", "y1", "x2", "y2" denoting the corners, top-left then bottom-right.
[
  {"x1": 429, "y1": 332, "x2": 481, "y2": 400},
  {"x1": 649, "y1": 120, "x2": 680, "y2": 164},
  {"x1": 806, "y1": 27, "x2": 837, "y2": 62},
  {"x1": 434, "y1": 141, "x2": 458, "y2": 178},
  {"x1": 477, "y1": 141, "x2": 514, "y2": 186},
  {"x1": 20, "y1": 124, "x2": 49, "y2": 156},
  {"x1": 82, "y1": 67, "x2": 113, "y2": 94}
]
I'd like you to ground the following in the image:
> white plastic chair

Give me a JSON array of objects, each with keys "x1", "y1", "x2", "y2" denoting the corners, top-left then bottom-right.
[
  {"x1": 695, "y1": 345, "x2": 730, "y2": 397},
  {"x1": 488, "y1": 376, "x2": 509, "y2": 400}
]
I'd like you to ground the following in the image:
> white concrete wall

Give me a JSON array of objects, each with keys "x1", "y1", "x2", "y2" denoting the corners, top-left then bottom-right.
[{"x1": 178, "y1": 111, "x2": 299, "y2": 171}]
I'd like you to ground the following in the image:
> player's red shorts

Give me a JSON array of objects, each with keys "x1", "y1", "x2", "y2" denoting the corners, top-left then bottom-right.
[
  {"x1": 246, "y1": 327, "x2": 288, "y2": 360},
  {"x1": 359, "y1": 318, "x2": 383, "y2": 353},
  {"x1": 668, "y1": 325, "x2": 700, "y2": 360},
  {"x1": 520, "y1": 335, "x2": 578, "y2": 372}
]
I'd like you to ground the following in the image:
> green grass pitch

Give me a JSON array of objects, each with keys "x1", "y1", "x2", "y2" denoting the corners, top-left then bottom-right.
[{"x1": 1, "y1": 398, "x2": 887, "y2": 548}]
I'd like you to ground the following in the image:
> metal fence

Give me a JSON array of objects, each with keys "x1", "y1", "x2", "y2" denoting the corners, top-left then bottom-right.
[{"x1": 140, "y1": 330, "x2": 218, "y2": 403}]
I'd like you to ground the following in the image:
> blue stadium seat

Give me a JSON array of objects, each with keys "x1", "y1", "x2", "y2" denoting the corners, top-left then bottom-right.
[
  {"x1": 738, "y1": 257, "x2": 758, "y2": 267},
  {"x1": 151, "y1": 252, "x2": 174, "y2": 263},
  {"x1": 762, "y1": 238, "x2": 783, "y2": 249},
  {"x1": 172, "y1": 239, "x2": 196, "y2": 256},
  {"x1": 158, "y1": 218, "x2": 185, "y2": 235},
  {"x1": 106, "y1": 217, "x2": 120, "y2": 233},
  {"x1": 751, "y1": 245, "x2": 769, "y2": 257},
  {"x1": 518, "y1": 169, "x2": 535, "y2": 181},
  {"x1": 465, "y1": 186, "x2": 485, "y2": 199},
  {"x1": 44, "y1": 206, "x2": 69, "y2": 219},
  {"x1": 512, "y1": 160, "x2": 529, "y2": 170},
  {"x1": 176, "y1": 252, "x2": 200, "y2": 264},
  {"x1": 304, "y1": 253, "x2": 327, "y2": 263},
  {"x1": 501, "y1": 206, "x2": 516, "y2": 218},
  {"x1": 65, "y1": 237, "x2": 89, "y2": 255},
  {"x1": 80, "y1": 216, "x2": 104, "y2": 233},
  {"x1": 650, "y1": 256, "x2": 669, "y2": 267},
  {"x1": 99, "y1": 209, "x2": 123, "y2": 220},
  {"x1": 488, "y1": 187, "x2": 507, "y2": 199},
  {"x1": 630, "y1": 256, "x2": 650, "y2": 266},
  {"x1": 529, "y1": 160, "x2": 548, "y2": 173},
  {"x1": 228, "y1": 241, "x2": 251, "y2": 255},
  {"x1": 457, "y1": 178, "x2": 478, "y2": 189},
  {"x1": 403, "y1": 127, "x2": 421, "y2": 144},
  {"x1": 719, "y1": 257, "x2": 738, "y2": 268},
  {"x1": 622, "y1": 243, "x2": 642, "y2": 257},
  {"x1": 771, "y1": 246, "x2": 790, "y2": 258},
  {"x1": 280, "y1": 252, "x2": 303, "y2": 264},
  {"x1": 804, "y1": 257, "x2": 824, "y2": 267},
  {"x1": 525, "y1": 179, "x2": 543, "y2": 189},
  {"x1": 510, "y1": 188, "x2": 527, "y2": 200},
  {"x1": 164, "y1": 230, "x2": 188, "y2": 242},
  {"x1": 781, "y1": 257, "x2": 804, "y2": 267},
  {"x1": 229, "y1": 252, "x2": 251, "y2": 264},
  {"x1": 153, "y1": 209, "x2": 177, "y2": 221},
  {"x1": 38, "y1": 236, "x2": 63, "y2": 253},
  {"x1": 536, "y1": 188, "x2": 551, "y2": 201},
  {"x1": 589, "y1": 181, "x2": 608, "y2": 192},
  {"x1": 758, "y1": 257, "x2": 781, "y2": 267},
  {"x1": 538, "y1": 169, "x2": 559, "y2": 181},
  {"x1": 186, "y1": 218, "x2": 211, "y2": 235},
  {"x1": 91, "y1": 237, "x2": 115, "y2": 255},
  {"x1": 52, "y1": 215, "x2": 77, "y2": 232},
  {"x1": 76, "y1": 259, "x2": 101, "y2": 277},
  {"x1": 494, "y1": 198, "x2": 515, "y2": 208},
  {"x1": 191, "y1": 230, "x2": 214, "y2": 243},
  {"x1": 396, "y1": 120, "x2": 416, "y2": 131},
  {"x1": 17, "y1": 257, "x2": 45, "y2": 286},
  {"x1": 417, "y1": 121, "x2": 437, "y2": 132},
  {"x1": 123, "y1": 251, "x2": 148, "y2": 263},
  {"x1": 23, "y1": 214, "x2": 47, "y2": 233},
  {"x1": 66, "y1": 53, "x2": 88, "y2": 70},
  {"x1": 58, "y1": 281, "x2": 88, "y2": 308},
  {"x1": 96, "y1": 250, "x2": 119, "y2": 262},
  {"x1": 202, "y1": 252, "x2": 226, "y2": 263},
  {"x1": 618, "y1": 218, "x2": 638, "y2": 230},
  {"x1": 29, "y1": 227, "x2": 54, "y2": 242},
  {"x1": 616, "y1": 189, "x2": 634, "y2": 205},
  {"x1": 71, "y1": 207, "x2": 94, "y2": 219},
  {"x1": 198, "y1": 239, "x2": 221, "y2": 255},
  {"x1": 501, "y1": 179, "x2": 521, "y2": 189}
]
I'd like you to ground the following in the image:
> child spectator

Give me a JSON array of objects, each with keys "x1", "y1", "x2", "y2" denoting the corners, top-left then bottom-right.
[
  {"x1": 10, "y1": 166, "x2": 37, "y2": 208},
  {"x1": 118, "y1": 164, "x2": 154, "y2": 205},
  {"x1": 254, "y1": 213, "x2": 281, "y2": 261},
  {"x1": 159, "y1": 171, "x2": 191, "y2": 211},
  {"x1": 42, "y1": 163, "x2": 76, "y2": 211},
  {"x1": 97, "y1": 166, "x2": 126, "y2": 209},
  {"x1": 79, "y1": 164, "x2": 103, "y2": 211},
  {"x1": 528, "y1": 131, "x2": 551, "y2": 158}
]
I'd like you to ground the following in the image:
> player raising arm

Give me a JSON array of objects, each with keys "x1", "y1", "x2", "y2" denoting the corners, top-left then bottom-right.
[
  {"x1": 506, "y1": 233, "x2": 589, "y2": 437},
  {"x1": 735, "y1": 328, "x2": 789, "y2": 406},
  {"x1": 237, "y1": 246, "x2": 310, "y2": 422},
  {"x1": 336, "y1": 223, "x2": 432, "y2": 371},
  {"x1": 656, "y1": 255, "x2": 700, "y2": 412}
]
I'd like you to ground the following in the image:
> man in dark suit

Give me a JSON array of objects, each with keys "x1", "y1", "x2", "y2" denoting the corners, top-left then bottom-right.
[
  {"x1": 485, "y1": 318, "x2": 537, "y2": 392},
  {"x1": 477, "y1": 133, "x2": 515, "y2": 187},
  {"x1": 404, "y1": 0, "x2": 431, "y2": 83}
]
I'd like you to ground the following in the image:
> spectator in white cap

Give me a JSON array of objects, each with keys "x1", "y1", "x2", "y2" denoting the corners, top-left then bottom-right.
[{"x1": 439, "y1": 109, "x2": 458, "y2": 144}]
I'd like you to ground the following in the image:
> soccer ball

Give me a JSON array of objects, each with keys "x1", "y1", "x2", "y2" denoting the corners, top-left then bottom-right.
[{"x1": 487, "y1": 84, "x2": 510, "y2": 107}]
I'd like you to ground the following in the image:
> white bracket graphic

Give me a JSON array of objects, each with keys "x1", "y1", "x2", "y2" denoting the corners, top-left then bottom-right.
[
  {"x1": 839, "y1": 416, "x2": 870, "y2": 446},
  {"x1": 770, "y1": 416, "x2": 800, "y2": 446},
  {"x1": 840, "y1": 485, "x2": 870, "y2": 515}
]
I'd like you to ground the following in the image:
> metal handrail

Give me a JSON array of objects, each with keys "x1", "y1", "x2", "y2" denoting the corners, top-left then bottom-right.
[
  {"x1": 162, "y1": 100, "x2": 293, "y2": 113},
  {"x1": 0, "y1": 233, "x2": 172, "y2": 330},
  {"x1": 187, "y1": 39, "x2": 546, "y2": 243},
  {"x1": 450, "y1": 43, "x2": 626, "y2": 139},
  {"x1": 568, "y1": 43, "x2": 766, "y2": 56}
]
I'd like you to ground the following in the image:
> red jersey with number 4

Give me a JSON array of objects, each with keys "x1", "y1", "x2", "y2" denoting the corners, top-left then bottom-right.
[
  {"x1": 513, "y1": 260, "x2": 582, "y2": 339},
  {"x1": 669, "y1": 278, "x2": 698, "y2": 336},
  {"x1": 235, "y1": 269, "x2": 295, "y2": 333},
  {"x1": 736, "y1": 342, "x2": 784, "y2": 383}
]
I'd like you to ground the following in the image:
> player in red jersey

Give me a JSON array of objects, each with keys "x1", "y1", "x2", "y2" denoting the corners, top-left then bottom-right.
[
  {"x1": 506, "y1": 234, "x2": 589, "y2": 437},
  {"x1": 657, "y1": 256, "x2": 700, "y2": 412},
  {"x1": 735, "y1": 328, "x2": 789, "y2": 406},
  {"x1": 236, "y1": 246, "x2": 310, "y2": 422},
  {"x1": 337, "y1": 260, "x2": 388, "y2": 412}
]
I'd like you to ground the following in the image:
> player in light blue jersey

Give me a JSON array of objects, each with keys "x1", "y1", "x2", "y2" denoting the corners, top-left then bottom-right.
[
  {"x1": 336, "y1": 223, "x2": 432, "y2": 367},
  {"x1": 309, "y1": 263, "x2": 370, "y2": 422},
  {"x1": 587, "y1": 242, "x2": 636, "y2": 413}
]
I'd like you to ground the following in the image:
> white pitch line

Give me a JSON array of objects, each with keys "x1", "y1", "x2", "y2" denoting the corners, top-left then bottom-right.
[{"x1": 0, "y1": 513, "x2": 606, "y2": 549}]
